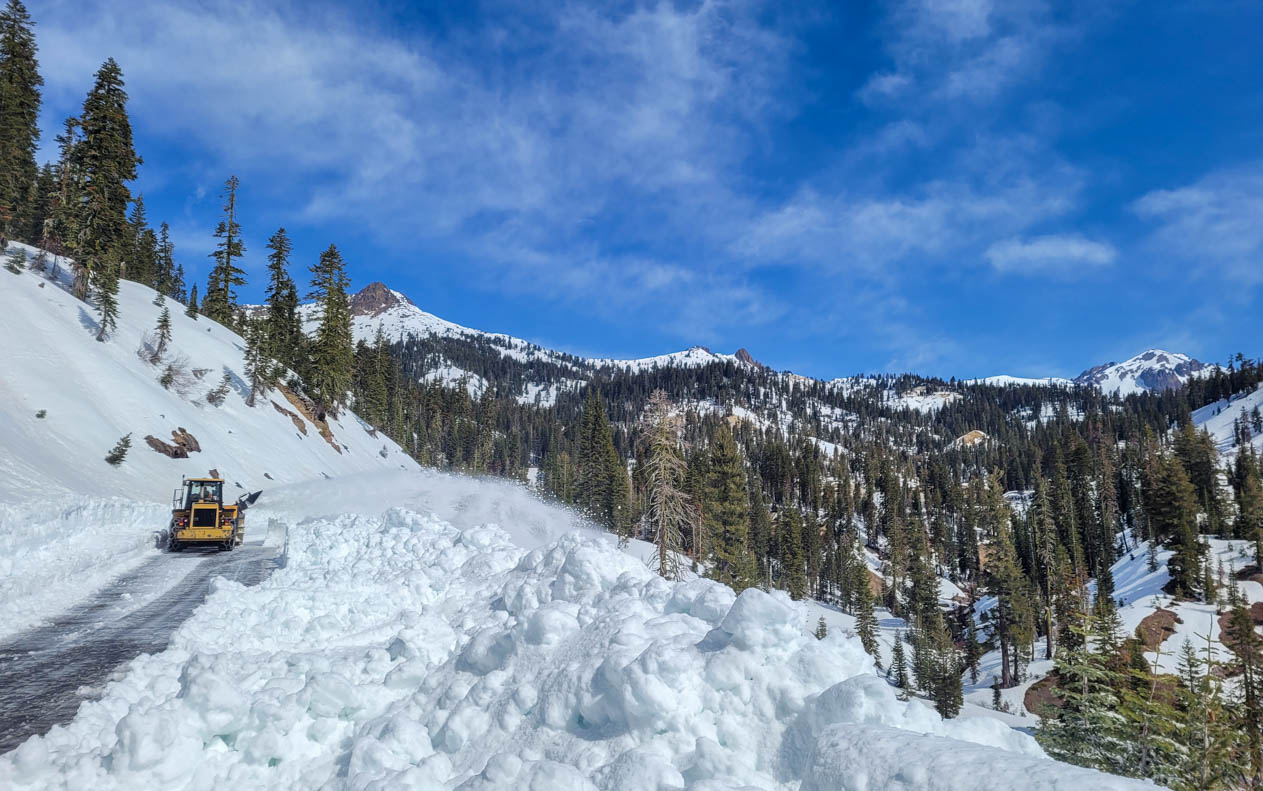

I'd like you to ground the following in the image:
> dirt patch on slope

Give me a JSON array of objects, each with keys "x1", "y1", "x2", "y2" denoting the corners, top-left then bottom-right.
[{"x1": 1135, "y1": 608, "x2": 1180, "y2": 652}]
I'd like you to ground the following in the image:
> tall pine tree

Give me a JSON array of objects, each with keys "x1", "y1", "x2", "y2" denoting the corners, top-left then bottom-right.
[
  {"x1": 0, "y1": 0, "x2": 41, "y2": 239},
  {"x1": 202, "y1": 175, "x2": 245, "y2": 326},
  {"x1": 306, "y1": 243, "x2": 353, "y2": 415}
]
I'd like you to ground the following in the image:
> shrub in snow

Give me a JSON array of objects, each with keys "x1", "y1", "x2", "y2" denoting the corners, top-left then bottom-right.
[
  {"x1": 35, "y1": 409, "x2": 45, "y2": 419},
  {"x1": 104, "y1": 433, "x2": 132, "y2": 466},
  {"x1": 4, "y1": 248, "x2": 24, "y2": 274},
  {"x1": 206, "y1": 371, "x2": 232, "y2": 406}
]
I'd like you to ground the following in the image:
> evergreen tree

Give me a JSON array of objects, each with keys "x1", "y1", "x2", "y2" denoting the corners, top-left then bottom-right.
[
  {"x1": 243, "y1": 316, "x2": 269, "y2": 407},
  {"x1": 815, "y1": 615, "x2": 828, "y2": 640},
  {"x1": 104, "y1": 432, "x2": 131, "y2": 465},
  {"x1": 705, "y1": 425, "x2": 756, "y2": 590},
  {"x1": 206, "y1": 371, "x2": 231, "y2": 406},
  {"x1": 306, "y1": 243, "x2": 353, "y2": 414},
  {"x1": 779, "y1": 506, "x2": 807, "y2": 600},
  {"x1": 0, "y1": 0, "x2": 42, "y2": 239},
  {"x1": 575, "y1": 388, "x2": 630, "y2": 537},
  {"x1": 122, "y1": 194, "x2": 154, "y2": 285},
  {"x1": 202, "y1": 175, "x2": 245, "y2": 325},
  {"x1": 856, "y1": 582, "x2": 880, "y2": 660},
  {"x1": 1226, "y1": 602, "x2": 1263, "y2": 786},
  {"x1": 640, "y1": 390, "x2": 695, "y2": 580},
  {"x1": 150, "y1": 305, "x2": 171, "y2": 362},
  {"x1": 890, "y1": 631, "x2": 910, "y2": 697},
  {"x1": 2, "y1": 244, "x2": 21, "y2": 273},
  {"x1": 93, "y1": 248, "x2": 120, "y2": 340},
  {"x1": 263, "y1": 226, "x2": 301, "y2": 371},
  {"x1": 185, "y1": 282, "x2": 198, "y2": 319},
  {"x1": 72, "y1": 59, "x2": 139, "y2": 293},
  {"x1": 1150, "y1": 455, "x2": 1204, "y2": 599}
]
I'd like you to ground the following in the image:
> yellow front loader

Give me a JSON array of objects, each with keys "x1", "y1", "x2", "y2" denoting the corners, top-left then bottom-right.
[{"x1": 167, "y1": 477, "x2": 259, "y2": 552}]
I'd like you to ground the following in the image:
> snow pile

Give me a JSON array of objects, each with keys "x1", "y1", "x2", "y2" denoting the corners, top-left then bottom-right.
[
  {"x1": 2, "y1": 501, "x2": 1150, "y2": 789},
  {"x1": 0, "y1": 498, "x2": 169, "y2": 638},
  {"x1": 0, "y1": 242, "x2": 418, "y2": 508}
]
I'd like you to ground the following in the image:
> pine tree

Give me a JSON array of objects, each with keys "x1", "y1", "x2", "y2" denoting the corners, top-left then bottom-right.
[
  {"x1": 779, "y1": 506, "x2": 807, "y2": 600},
  {"x1": 0, "y1": 0, "x2": 42, "y2": 240},
  {"x1": 815, "y1": 615, "x2": 828, "y2": 640},
  {"x1": 263, "y1": 226, "x2": 301, "y2": 371},
  {"x1": 856, "y1": 583, "x2": 880, "y2": 660},
  {"x1": 306, "y1": 243, "x2": 353, "y2": 415},
  {"x1": 3, "y1": 244, "x2": 21, "y2": 273},
  {"x1": 206, "y1": 371, "x2": 231, "y2": 406},
  {"x1": 1226, "y1": 602, "x2": 1263, "y2": 786},
  {"x1": 93, "y1": 248, "x2": 120, "y2": 340},
  {"x1": 185, "y1": 283, "x2": 199, "y2": 319},
  {"x1": 72, "y1": 59, "x2": 139, "y2": 292},
  {"x1": 151, "y1": 306, "x2": 171, "y2": 362},
  {"x1": 1151, "y1": 455, "x2": 1204, "y2": 599},
  {"x1": 104, "y1": 432, "x2": 131, "y2": 465},
  {"x1": 705, "y1": 425, "x2": 756, "y2": 590},
  {"x1": 640, "y1": 390, "x2": 695, "y2": 580},
  {"x1": 1174, "y1": 637, "x2": 1235, "y2": 791},
  {"x1": 122, "y1": 194, "x2": 154, "y2": 285},
  {"x1": 575, "y1": 388, "x2": 630, "y2": 536},
  {"x1": 202, "y1": 175, "x2": 245, "y2": 325},
  {"x1": 1036, "y1": 614, "x2": 1130, "y2": 774},
  {"x1": 153, "y1": 220, "x2": 174, "y2": 299},
  {"x1": 243, "y1": 316, "x2": 269, "y2": 407},
  {"x1": 890, "y1": 631, "x2": 910, "y2": 697}
]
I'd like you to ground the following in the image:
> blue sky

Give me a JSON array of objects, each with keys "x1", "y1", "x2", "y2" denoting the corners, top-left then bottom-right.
[{"x1": 31, "y1": 0, "x2": 1263, "y2": 379}]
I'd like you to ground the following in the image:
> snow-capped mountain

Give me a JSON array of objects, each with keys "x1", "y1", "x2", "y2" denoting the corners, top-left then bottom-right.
[
  {"x1": 335, "y1": 283, "x2": 1213, "y2": 400},
  {"x1": 1072, "y1": 349, "x2": 1211, "y2": 396}
]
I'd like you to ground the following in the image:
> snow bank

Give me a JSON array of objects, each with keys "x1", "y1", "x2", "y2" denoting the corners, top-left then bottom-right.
[
  {"x1": 1, "y1": 502, "x2": 1151, "y2": 789},
  {"x1": 0, "y1": 498, "x2": 169, "y2": 638}
]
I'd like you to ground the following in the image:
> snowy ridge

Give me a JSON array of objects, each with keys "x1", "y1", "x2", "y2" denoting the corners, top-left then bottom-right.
[
  {"x1": 1073, "y1": 348, "x2": 1212, "y2": 396},
  {"x1": 0, "y1": 475, "x2": 1150, "y2": 790}
]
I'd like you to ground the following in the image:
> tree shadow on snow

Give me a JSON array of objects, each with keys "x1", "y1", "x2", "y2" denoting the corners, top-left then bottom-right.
[{"x1": 77, "y1": 306, "x2": 100, "y2": 336}]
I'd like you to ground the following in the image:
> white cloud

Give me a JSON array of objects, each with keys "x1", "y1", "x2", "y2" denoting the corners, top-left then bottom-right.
[
  {"x1": 985, "y1": 233, "x2": 1116, "y2": 274},
  {"x1": 1131, "y1": 163, "x2": 1263, "y2": 285}
]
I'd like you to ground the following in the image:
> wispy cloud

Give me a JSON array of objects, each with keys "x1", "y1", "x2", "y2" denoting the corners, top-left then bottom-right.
[
  {"x1": 985, "y1": 233, "x2": 1116, "y2": 275},
  {"x1": 1131, "y1": 162, "x2": 1263, "y2": 286}
]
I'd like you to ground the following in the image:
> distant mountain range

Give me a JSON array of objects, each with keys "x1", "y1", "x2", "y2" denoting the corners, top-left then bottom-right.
[{"x1": 330, "y1": 282, "x2": 1211, "y2": 397}]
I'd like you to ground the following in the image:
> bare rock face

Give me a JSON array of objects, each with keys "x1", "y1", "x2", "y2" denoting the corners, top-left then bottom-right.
[
  {"x1": 144, "y1": 428, "x2": 202, "y2": 458},
  {"x1": 734, "y1": 348, "x2": 766, "y2": 369},
  {"x1": 349, "y1": 282, "x2": 413, "y2": 317}
]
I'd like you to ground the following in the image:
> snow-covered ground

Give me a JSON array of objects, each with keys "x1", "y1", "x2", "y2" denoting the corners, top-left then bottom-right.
[
  {"x1": 1, "y1": 474, "x2": 1152, "y2": 790},
  {"x1": 0, "y1": 242, "x2": 417, "y2": 638},
  {"x1": 1192, "y1": 383, "x2": 1263, "y2": 457},
  {"x1": 0, "y1": 242, "x2": 417, "y2": 508}
]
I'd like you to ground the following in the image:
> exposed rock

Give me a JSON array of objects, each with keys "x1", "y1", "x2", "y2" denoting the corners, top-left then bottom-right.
[
  {"x1": 272, "y1": 399, "x2": 307, "y2": 435},
  {"x1": 144, "y1": 435, "x2": 186, "y2": 459},
  {"x1": 1073, "y1": 349, "x2": 1209, "y2": 393},
  {"x1": 1024, "y1": 672, "x2": 1062, "y2": 716},
  {"x1": 278, "y1": 383, "x2": 341, "y2": 454},
  {"x1": 143, "y1": 428, "x2": 201, "y2": 459},
  {"x1": 734, "y1": 348, "x2": 766, "y2": 369},
  {"x1": 1135, "y1": 608, "x2": 1180, "y2": 651},
  {"x1": 950, "y1": 430, "x2": 989, "y2": 448},
  {"x1": 349, "y1": 281, "x2": 414, "y2": 317},
  {"x1": 171, "y1": 427, "x2": 200, "y2": 453}
]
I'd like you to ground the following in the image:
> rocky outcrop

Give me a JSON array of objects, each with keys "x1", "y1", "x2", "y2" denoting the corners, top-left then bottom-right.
[
  {"x1": 734, "y1": 348, "x2": 766, "y2": 369},
  {"x1": 144, "y1": 428, "x2": 202, "y2": 458},
  {"x1": 349, "y1": 282, "x2": 413, "y2": 317},
  {"x1": 272, "y1": 399, "x2": 307, "y2": 435}
]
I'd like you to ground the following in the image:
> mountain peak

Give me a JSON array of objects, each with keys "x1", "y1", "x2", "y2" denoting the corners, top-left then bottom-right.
[
  {"x1": 350, "y1": 282, "x2": 414, "y2": 317},
  {"x1": 1073, "y1": 349, "x2": 1209, "y2": 395},
  {"x1": 734, "y1": 348, "x2": 765, "y2": 369}
]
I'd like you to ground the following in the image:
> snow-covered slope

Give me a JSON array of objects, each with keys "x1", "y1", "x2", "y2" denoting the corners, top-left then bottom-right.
[
  {"x1": 0, "y1": 474, "x2": 1152, "y2": 790},
  {"x1": 1073, "y1": 349, "x2": 1211, "y2": 396},
  {"x1": 0, "y1": 245, "x2": 416, "y2": 506},
  {"x1": 1192, "y1": 383, "x2": 1263, "y2": 457}
]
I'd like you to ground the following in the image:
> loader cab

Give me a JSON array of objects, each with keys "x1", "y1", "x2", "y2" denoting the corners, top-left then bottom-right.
[{"x1": 183, "y1": 479, "x2": 224, "y2": 508}]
